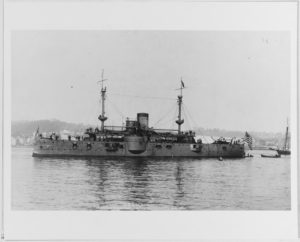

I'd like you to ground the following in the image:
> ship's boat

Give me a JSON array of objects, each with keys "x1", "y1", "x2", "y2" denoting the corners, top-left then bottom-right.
[
  {"x1": 261, "y1": 154, "x2": 281, "y2": 158},
  {"x1": 277, "y1": 149, "x2": 290, "y2": 155},
  {"x1": 32, "y1": 73, "x2": 247, "y2": 158}
]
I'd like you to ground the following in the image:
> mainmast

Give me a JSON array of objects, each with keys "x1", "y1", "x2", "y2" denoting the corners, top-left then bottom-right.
[
  {"x1": 98, "y1": 70, "x2": 108, "y2": 132},
  {"x1": 175, "y1": 78, "x2": 185, "y2": 134}
]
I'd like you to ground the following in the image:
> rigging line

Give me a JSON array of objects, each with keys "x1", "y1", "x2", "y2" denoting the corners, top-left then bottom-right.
[
  {"x1": 106, "y1": 98, "x2": 126, "y2": 119},
  {"x1": 110, "y1": 93, "x2": 176, "y2": 101},
  {"x1": 181, "y1": 106, "x2": 188, "y2": 130},
  {"x1": 83, "y1": 98, "x2": 99, "y2": 125},
  {"x1": 183, "y1": 106, "x2": 195, "y2": 129},
  {"x1": 171, "y1": 105, "x2": 179, "y2": 130},
  {"x1": 183, "y1": 103, "x2": 200, "y2": 129},
  {"x1": 160, "y1": 115, "x2": 177, "y2": 128},
  {"x1": 182, "y1": 106, "x2": 192, "y2": 131},
  {"x1": 155, "y1": 113, "x2": 172, "y2": 127},
  {"x1": 158, "y1": 108, "x2": 176, "y2": 129},
  {"x1": 153, "y1": 103, "x2": 177, "y2": 127}
]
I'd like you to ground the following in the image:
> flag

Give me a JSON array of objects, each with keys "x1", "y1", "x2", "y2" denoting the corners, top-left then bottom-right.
[
  {"x1": 181, "y1": 80, "x2": 185, "y2": 88},
  {"x1": 243, "y1": 131, "x2": 253, "y2": 150}
]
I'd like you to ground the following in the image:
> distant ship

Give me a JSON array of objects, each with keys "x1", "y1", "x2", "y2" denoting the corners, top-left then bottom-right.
[
  {"x1": 276, "y1": 120, "x2": 290, "y2": 155},
  {"x1": 33, "y1": 73, "x2": 247, "y2": 158}
]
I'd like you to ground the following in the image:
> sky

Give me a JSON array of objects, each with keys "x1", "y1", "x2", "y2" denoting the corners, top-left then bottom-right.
[{"x1": 11, "y1": 30, "x2": 290, "y2": 133}]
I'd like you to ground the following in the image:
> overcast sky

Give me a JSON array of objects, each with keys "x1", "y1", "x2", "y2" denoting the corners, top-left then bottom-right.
[{"x1": 11, "y1": 30, "x2": 290, "y2": 133}]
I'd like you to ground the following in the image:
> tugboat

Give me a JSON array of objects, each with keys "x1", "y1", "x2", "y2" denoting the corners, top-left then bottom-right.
[{"x1": 32, "y1": 73, "x2": 246, "y2": 158}]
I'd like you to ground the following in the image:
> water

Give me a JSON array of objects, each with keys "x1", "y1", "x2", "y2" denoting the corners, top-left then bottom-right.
[{"x1": 12, "y1": 147, "x2": 290, "y2": 210}]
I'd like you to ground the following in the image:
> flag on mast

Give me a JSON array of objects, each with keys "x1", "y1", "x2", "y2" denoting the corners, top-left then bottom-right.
[
  {"x1": 181, "y1": 79, "x2": 185, "y2": 88},
  {"x1": 243, "y1": 131, "x2": 253, "y2": 150}
]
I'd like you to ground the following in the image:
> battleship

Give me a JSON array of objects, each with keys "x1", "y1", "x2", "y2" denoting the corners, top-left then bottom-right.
[{"x1": 32, "y1": 74, "x2": 247, "y2": 158}]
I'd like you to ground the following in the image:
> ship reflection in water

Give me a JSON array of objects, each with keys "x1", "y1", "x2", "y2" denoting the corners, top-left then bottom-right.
[{"x1": 12, "y1": 147, "x2": 290, "y2": 210}]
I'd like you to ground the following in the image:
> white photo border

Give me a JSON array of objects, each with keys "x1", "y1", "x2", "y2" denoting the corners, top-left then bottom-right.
[{"x1": 2, "y1": 1, "x2": 299, "y2": 240}]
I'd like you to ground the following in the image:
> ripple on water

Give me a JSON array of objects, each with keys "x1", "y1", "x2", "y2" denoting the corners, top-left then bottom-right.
[{"x1": 12, "y1": 147, "x2": 290, "y2": 210}]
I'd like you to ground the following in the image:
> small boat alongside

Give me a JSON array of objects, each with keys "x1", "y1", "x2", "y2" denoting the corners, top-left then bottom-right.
[
  {"x1": 261, "y1": 153, "x2": 281, "y2": 158},
  {"x1": 276, "y1": 149, "x2": 290, "y2": 155}
]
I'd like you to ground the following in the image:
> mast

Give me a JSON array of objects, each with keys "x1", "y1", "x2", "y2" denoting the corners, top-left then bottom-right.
[
  {"x1": 284, "y1": 118, "x2": 289, "y2": 150},
  {"x1": 98, "y1": 70, "x2": 108, "y2": 132},
  {"x1": 175, "y1": 78, "x2": 184, "y2": 134}
]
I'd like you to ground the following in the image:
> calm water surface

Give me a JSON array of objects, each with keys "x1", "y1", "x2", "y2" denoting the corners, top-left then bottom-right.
[{"x1": 12, "y1": 147, "x2": 290, "y2": 210}]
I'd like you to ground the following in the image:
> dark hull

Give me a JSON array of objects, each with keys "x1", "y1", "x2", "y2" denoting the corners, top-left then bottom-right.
[
  {"x1": 276, "y1": 149, "x2": 291, "y2": 155},
  {"x1": 261, "y1": 154, "x2": 281, "y2": 158},
  {"x1": 32, "y1": 139, "x2": 245, "y2": 158}
]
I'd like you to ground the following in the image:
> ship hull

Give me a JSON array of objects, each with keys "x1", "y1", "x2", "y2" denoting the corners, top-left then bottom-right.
[{"x1": 32, "y1": 139, "x2": 245, "y2": 158}]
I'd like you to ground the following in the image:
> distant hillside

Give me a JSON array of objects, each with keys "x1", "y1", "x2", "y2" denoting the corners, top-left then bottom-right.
[
  {"x1": 193, "y1": 127, "x2": 284, "y2": 140},
  {"x1": 12, "y1": 119, "x2": 285, "y2": 142},
  {"x1": 11, "y1": 119, "x2": 90, "y2": 137}
]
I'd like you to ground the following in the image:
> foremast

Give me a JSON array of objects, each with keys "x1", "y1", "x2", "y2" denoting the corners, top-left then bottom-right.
[
  {"x1": 98, "y1": 70, "x2": 108, "y2": 132},
  {"x1": 175, "y1": 78, "x2": 185, "y2": 134}
]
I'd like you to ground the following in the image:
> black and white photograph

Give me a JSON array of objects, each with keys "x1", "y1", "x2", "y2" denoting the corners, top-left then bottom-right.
[
  {"x1": 2, "y1": 1, "x2": 298, "y2": 240},
  {"x1": 11, "y1": 30, "x2": 291, "y2": 210}
]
